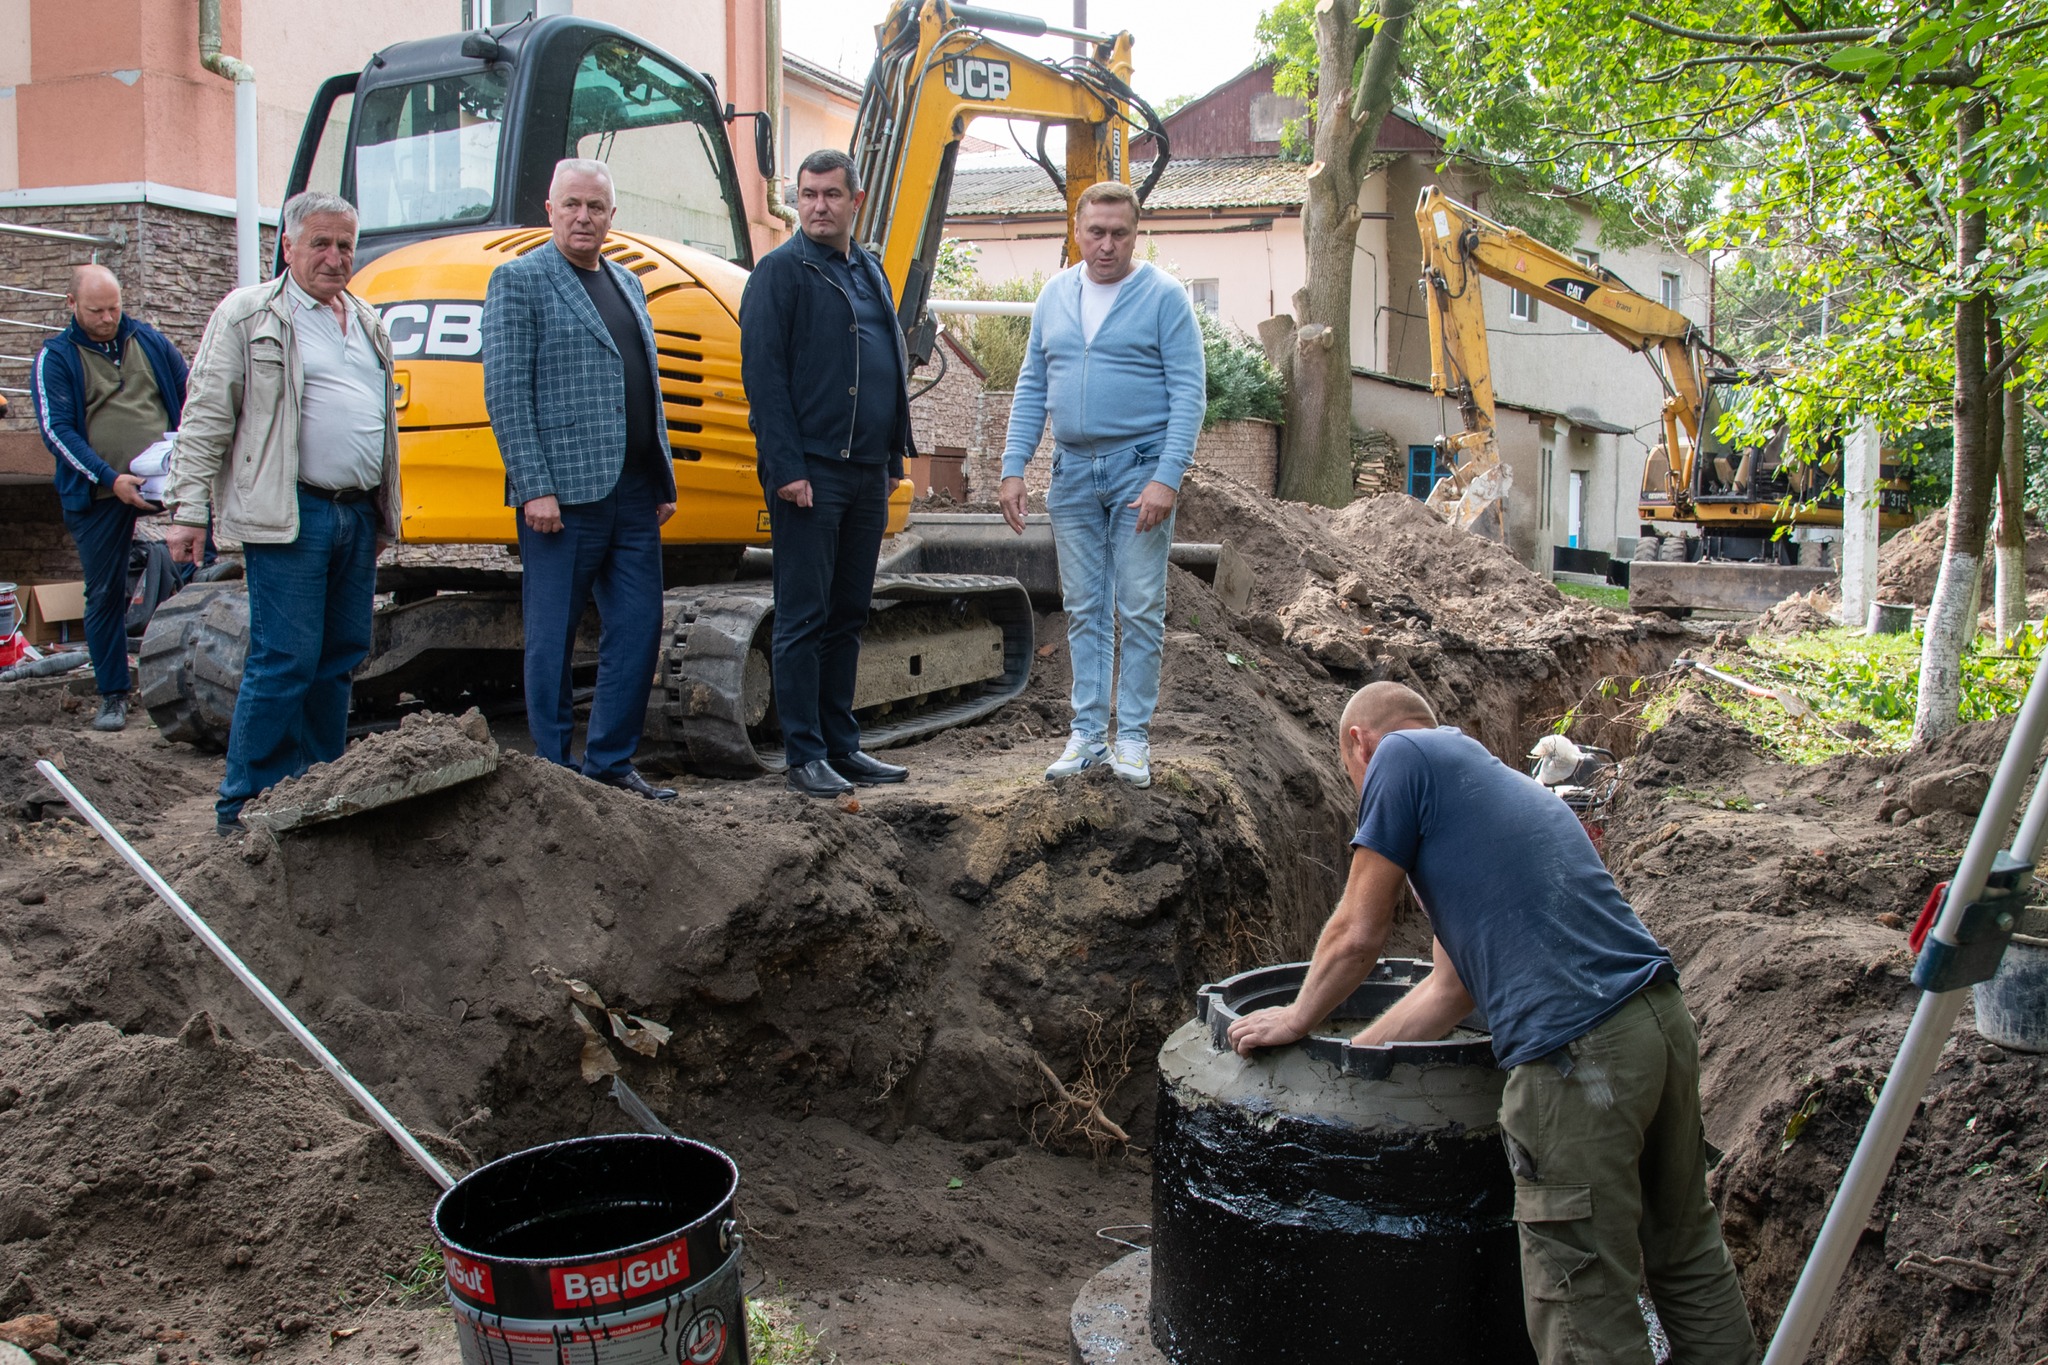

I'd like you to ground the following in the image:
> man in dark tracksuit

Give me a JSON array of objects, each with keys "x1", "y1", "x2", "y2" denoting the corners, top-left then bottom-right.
[
  {"x1": 29, "y1": 264, "x2": 189, "y2": 731},
  {"x1": 739, "y1": 148, "x2": 914, "y2": 798}
]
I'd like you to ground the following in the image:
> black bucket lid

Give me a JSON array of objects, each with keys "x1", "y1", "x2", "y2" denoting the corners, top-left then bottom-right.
[
  {"x1": 432, "y1": 1133, "x2": 738, "y2": 1321},
  {"x1": 1197, "y1": 958, "x2": 1498, "y2": 1079}
]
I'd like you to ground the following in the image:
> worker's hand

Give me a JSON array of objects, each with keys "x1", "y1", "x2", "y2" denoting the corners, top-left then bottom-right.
[
  {"x1": 1128, "y1": 480, "x2": 1177, "y2": 535},
  {"x1": 777, "y1": 479, "x2": 813, "y2": 508},
  {"x1": 891, "y1": 477, "x2": 913, "y2": 496},
  {"x1": 1227, "y1": 1005, "x2": 1309, "y2": 1057},
  {"x1": 111, "y1": 473, "x2": 154, "y2": 510},
  {"x1": 523, "y1": 495, "x2": 564, "y2": 534},
  {"x1": 655, "y1": 501, "x2": 676, "y2": 527},
  {"x1": 998, "y1": 476, "x2": 1028, "y2": 535},
  {"x1": 165, "y1": 524, "x2": 208, "y2": 565}
]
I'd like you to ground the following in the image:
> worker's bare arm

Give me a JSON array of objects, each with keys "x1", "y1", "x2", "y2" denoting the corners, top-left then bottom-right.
[
  {"x1": 1227, "y1": 846, "x2": 1406, "y2": 1055},
  {"x1": 1351, "y1": 937, "x2": 1474, "y2": 1047}
]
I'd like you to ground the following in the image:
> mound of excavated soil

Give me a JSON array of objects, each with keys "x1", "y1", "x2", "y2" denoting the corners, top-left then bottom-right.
[
  {"x1": 0, "y1": 1012, "x2": 455, "y2": 1356},
  {"x1": 1605, "y1": 697, "x2": 2048, "y2": 1362},
  {"x1": 1878, "y1": 509, "x2": 2048, "y2": 607},
  {"x1": 0, "y1": 477, "x2": 1702, "y2": 1360},
  {"x1": 0, "y1": 677, "x2": 94, "y2": 734},
  {"x1": 0, "y1": 725, "x2": 191, "y2": 823}
]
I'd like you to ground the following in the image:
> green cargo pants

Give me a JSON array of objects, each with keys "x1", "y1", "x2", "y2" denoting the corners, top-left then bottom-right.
[{"x1": 1499, "y1": 979, "x2": 1760, "y2": 1365}]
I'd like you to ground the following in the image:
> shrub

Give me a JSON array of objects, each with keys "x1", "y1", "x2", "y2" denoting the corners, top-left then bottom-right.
[{"x1": 1200, "y1": 310, "x2": 1284, "y2": 429}]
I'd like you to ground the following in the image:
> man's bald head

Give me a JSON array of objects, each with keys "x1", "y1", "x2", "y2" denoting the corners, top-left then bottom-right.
[
  {"x1": 67, "y1": 264, "x2": 123, "y2": 343},
  {"x1": 1340, "y1": 682, "x2": 1437, "y2": 739}
]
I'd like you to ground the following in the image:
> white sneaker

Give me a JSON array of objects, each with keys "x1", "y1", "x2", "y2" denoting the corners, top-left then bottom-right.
[
  {"x1": 1110, "y1": 738, "x2": 1152, "y2": 788},
  {"x1": 1046, "y1": 734, "x2": 1108, "y2": 779}
]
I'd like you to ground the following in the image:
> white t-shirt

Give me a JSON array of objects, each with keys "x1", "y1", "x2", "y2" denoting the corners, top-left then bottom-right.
[{"x1": 1079, "y1": 269, "x2": 1130, "y2": 345}]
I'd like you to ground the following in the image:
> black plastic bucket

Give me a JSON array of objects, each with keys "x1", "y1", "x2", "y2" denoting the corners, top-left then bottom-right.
[{"x1": 432, "y1": 1133, "x2": 747, "y2": 1364}]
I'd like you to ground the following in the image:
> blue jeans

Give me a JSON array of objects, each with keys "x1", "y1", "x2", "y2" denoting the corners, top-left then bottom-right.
[
  {"x1": 218, "y1": 490, "x2": 379, "y2": 821},
  {"x1": 60, "y1": 496, "x2": 139, "y2": 695},
  {"x1": 517, "y1": 465, "x2": 665, "y2": 780},
  {"x1": 1047, "y1": 442, "x2": 1175, "y2": 746},
  {"x1": 768, "y1": 457, "x2": 889, "y2": 767}
]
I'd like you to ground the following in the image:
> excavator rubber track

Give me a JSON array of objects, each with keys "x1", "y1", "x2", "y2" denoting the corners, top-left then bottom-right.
[{"x1": 658, "y1": 573, "x2": 1035, "y2": 773}]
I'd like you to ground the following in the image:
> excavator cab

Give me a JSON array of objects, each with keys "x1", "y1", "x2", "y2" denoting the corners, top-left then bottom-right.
[{"x1": 280, "y1": 17, "x2": 764, "y2": 273}]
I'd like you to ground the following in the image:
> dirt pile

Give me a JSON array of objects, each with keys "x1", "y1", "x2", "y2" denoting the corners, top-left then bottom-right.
[
  {"x1": 0, "y1": 726, "x2": 190, "y2": 823},
  {"x1": 1877, "y1": 509, "x2": 2048, "y2": 606},
  {"x1": 0, "y1": 477, "x2": 1704, "y2": 1360},
  {"x1": 1604, "y1": 695, "x2": 2048, "y2": 1362}
]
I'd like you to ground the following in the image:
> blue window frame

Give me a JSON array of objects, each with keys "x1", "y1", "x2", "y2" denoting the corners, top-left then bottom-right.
[{"x1": 1407, "y1": 445, "x2": 1447, "y2": 499}]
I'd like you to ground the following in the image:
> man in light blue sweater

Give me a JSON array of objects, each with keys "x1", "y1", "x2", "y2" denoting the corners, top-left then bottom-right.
[{"x1": 999, "y1": 181, "x2": 1206, "y2": 789}]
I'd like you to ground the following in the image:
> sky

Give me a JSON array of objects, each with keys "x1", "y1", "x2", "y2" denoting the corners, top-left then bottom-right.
[{"x1": 778, "y1": 0, "x2": 1271, "y2": 108}]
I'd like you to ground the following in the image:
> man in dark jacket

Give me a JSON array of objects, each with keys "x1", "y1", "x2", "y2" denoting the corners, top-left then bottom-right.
[
  {"x1": 29, "y1": 264, "x2": 189, "y2": 730},
  {"x1": 739, "y1": 148, "x2": 914, "y2": 798}
]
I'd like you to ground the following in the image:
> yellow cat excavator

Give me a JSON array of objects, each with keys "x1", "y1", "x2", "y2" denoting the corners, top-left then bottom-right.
[
  {"x1": 1414, "y1": 187, "x2": 1910, "y2": 609},
  {"x1": 139, "y1": 2, "x2": 1158, "y2": 772}
]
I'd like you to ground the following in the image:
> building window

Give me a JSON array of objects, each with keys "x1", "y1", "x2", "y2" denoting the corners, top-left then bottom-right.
[
  {"x1": 1659, "y1": 270, "x2": 1681, "y2": 312},
  {"x1": 1509, "y1": 288, "x2": 1536, "y2": 322},
  {"x1": 1567, "y1": 469, "x2": 1585, "y2": 548},
  {"x1": 1571, "y1": 249, "x2": 1598, "y2": 331},
  {"x1": 1186, "y1": 279, "x2": 1220, "y2": 316},
  {"x1": 486, "y1": 0, "x2": 536, "y2": 22},
  {"x1": 1408, "y1": 445, "x2": 1446, "y2": 500}
]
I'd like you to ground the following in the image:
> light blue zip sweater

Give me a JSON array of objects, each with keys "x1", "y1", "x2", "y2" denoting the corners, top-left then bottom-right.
[{"x1": 1001, "y1": 261, "x2": 1207, "y2": 488}]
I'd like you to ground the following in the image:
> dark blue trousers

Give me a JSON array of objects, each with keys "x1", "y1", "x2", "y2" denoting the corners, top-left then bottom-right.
[
  {"x1": 518, "y1": 467, "x2": 665, "y2": 780},
  {"x1": 218, "y1": 491, "x2": 379, "y2": 822},
  {"x1": 60, "y1": 497, "x2": 140, "y2": 695},
  {"x1": 767, "y1": 456, "x2": 888, "y2": 767}
]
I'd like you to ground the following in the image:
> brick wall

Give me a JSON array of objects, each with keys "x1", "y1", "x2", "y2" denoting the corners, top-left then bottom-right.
[
  {"x1": 964, "y1": 396, "x2": 1279, "y2": 500},
  {"x1": 0, "y1": 202, "x2": 275, "y2": 437},
  {"x1": 0, "y1": 485, "x2": 82, "y2": 585}
]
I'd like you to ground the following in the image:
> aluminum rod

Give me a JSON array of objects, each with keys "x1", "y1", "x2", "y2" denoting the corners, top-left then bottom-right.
[
  {"x1": 0, "y1": 221, "x2": 119, "y2": 246},
  {"x1": 927, "y1": 298, "x2": 1036, "y2": 316},
  {"x1": 1763, "y1": 648, "x2": 2048, "y2": 1362},
  {"x1": 33, "y1": 760, "x2": 456, "y2": 1191}
]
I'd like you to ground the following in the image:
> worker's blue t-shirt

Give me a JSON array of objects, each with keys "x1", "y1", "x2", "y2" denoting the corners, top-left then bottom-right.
[{"x1": 1350, "y1": 727, "x2": 1673, "y2": 1069}]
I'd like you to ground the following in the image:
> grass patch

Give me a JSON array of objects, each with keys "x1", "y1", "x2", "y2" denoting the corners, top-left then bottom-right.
[
  {"x1": 1556, "y1": 581, "x2": 1629, "y2": 610},
  {"x1": 384, "y1": 1243, "x2": 445, "y2": 1307},
  {"x1": 1668, "y1": 621, "x2": 2047, "y2": 763},
  {"x1": 749, "y1": 1295, "x2": 833, "y2": 1364}
]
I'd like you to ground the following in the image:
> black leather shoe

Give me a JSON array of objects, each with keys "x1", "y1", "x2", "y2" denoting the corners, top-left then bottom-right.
[
  {"x1": 830, "y1": 750, "x2": 908, "y2": 785},
  {"x1": 594, "y1": 769, "x2": 678, "y2": 801},
  {"x1": 787, "y1": 759, "x2": 855, "y2": 798}
]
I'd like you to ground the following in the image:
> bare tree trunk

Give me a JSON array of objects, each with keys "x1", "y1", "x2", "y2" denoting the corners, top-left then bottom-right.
[
  {"x1": 1265, "y1": 0, "x2": 1413, "y2": 508},
  {"x1": 1992, "y1": 316, "x2": 2028, "y2": 643},
  {"x1": 1912, "y1": 98, "x2": 1994, "y2": 746}
]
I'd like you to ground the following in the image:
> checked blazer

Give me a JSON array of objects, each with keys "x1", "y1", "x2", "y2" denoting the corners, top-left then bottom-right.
[{"x1": 481, "y1": 241, "x2": 678, "y2": 508}]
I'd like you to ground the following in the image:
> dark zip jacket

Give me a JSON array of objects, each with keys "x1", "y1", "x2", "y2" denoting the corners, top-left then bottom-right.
[
  {"x1": 31, "y1": 316, "x2": 190, "y2": 514},
  {"x1": 738, "y1": 229, "x2": 914, "y2": 494}
]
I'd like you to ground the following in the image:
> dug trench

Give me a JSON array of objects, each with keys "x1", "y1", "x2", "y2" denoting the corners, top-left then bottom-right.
[{"x1": 0, "y1": 473, "x2": 2007, "y2": 1363}]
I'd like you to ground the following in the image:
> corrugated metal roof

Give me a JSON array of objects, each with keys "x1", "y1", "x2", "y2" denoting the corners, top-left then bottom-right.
[
  {"x1": 784, "y1": 51, "x2": 863, "y2": 101},
  {"x1": 946, "y1": 157, "x2": 1306, "y2": 217}
]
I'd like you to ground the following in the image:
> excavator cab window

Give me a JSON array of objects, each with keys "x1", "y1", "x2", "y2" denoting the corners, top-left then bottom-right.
[
  {"x1": 565, "y1": 40, "x2": 744, "y2": 264},
  {"x1": 353, "y1": 69, "x2": 511, "y2": 231}
]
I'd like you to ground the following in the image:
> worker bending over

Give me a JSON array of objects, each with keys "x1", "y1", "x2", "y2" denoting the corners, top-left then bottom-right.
[{"x1": 1228, "y1": 681, "x2": 1758, "y2": 1365}]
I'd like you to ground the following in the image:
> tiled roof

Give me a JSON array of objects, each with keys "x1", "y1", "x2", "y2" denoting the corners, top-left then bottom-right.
[
  {"x1": 784, "y1": 51, "x2": 864, "y2": 101},
  {"x1": 946, "y1": 157, "x2": 1306, "y2": 217}
]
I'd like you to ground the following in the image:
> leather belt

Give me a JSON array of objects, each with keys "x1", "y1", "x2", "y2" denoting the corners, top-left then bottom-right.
[{"x1": 298, "y1": 482, "x2": 376, "y2": 504}]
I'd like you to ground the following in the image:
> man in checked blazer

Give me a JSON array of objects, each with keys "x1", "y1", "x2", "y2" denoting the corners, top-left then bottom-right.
[{"x1": 482, "y1": 158, "x2": 679, "y2": 801}]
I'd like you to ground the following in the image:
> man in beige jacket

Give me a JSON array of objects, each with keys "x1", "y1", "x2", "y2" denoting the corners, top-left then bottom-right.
[{"x1": 166, "y1": 190, "x2": 400, "y2": 834}]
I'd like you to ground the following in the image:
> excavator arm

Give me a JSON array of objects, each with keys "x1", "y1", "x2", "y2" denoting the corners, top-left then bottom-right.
[
  {"x1": 1414, "y1": 186, "x2": 1721, "y2": 532},
  {"x1": 851, "y1": 0, "x2": 1164, "y2": 363}
]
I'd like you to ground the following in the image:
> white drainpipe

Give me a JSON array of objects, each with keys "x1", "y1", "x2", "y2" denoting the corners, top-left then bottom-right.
[{"x1": 198, "y1": 0, "x2": 258, "y2": 287}]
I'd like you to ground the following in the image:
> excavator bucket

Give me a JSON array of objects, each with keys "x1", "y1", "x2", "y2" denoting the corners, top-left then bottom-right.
[{"x1": 1425, "y1": 460, "x2": 1513, "y2": 541}]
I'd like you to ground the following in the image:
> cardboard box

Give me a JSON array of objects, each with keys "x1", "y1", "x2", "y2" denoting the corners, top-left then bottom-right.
[{"x1": 21, "y1": 581, "x2": 86, "y2": 645}]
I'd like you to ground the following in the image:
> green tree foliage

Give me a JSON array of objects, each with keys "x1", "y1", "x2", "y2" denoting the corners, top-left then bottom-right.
[
  {"x1": 930, "y1": 240, "x2": 1044, "y2": 389},
  {"x1": 1200, "y1": 312, "x2": 1286, "y2": 428}
]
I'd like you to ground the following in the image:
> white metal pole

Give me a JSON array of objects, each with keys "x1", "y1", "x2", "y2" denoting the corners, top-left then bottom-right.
[
  {"x1": 33, "y1": 761, "x2": 456, "y2": 1191},
  {"x1": 234, "y1": 75, "x2": 259, "y2": 287},
  {"x1": 926, "y1": 298, "x2": 1036, "y2": 317},
  {"x1": 1839, "y1": 415, "x2": 1879, "y2": 631},
  {"x1": 1763, "y1": 649, "x2": 2048, "y2": 1361}
]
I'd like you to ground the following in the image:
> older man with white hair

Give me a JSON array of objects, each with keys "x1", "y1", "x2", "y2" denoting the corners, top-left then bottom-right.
[
  {"x1": 482, "y1": 158, "x2": 678, "y2": 800},
  {"x1": 166, "y1": 190, "x2": 400, "y2": 834}
]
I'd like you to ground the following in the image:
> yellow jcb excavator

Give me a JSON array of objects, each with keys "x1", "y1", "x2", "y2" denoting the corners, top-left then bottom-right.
[
  {"x1": 139, "y1": 2, "x2": 1159, "y2": 772},
  {"x1": 1413, "y1": 187, "x2": 1911, "y2": 609}
]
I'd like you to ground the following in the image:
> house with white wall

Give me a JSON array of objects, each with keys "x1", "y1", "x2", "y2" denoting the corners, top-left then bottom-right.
[{"x1": 942, "y1": 64, "x2": 1713, "y2": 575}]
